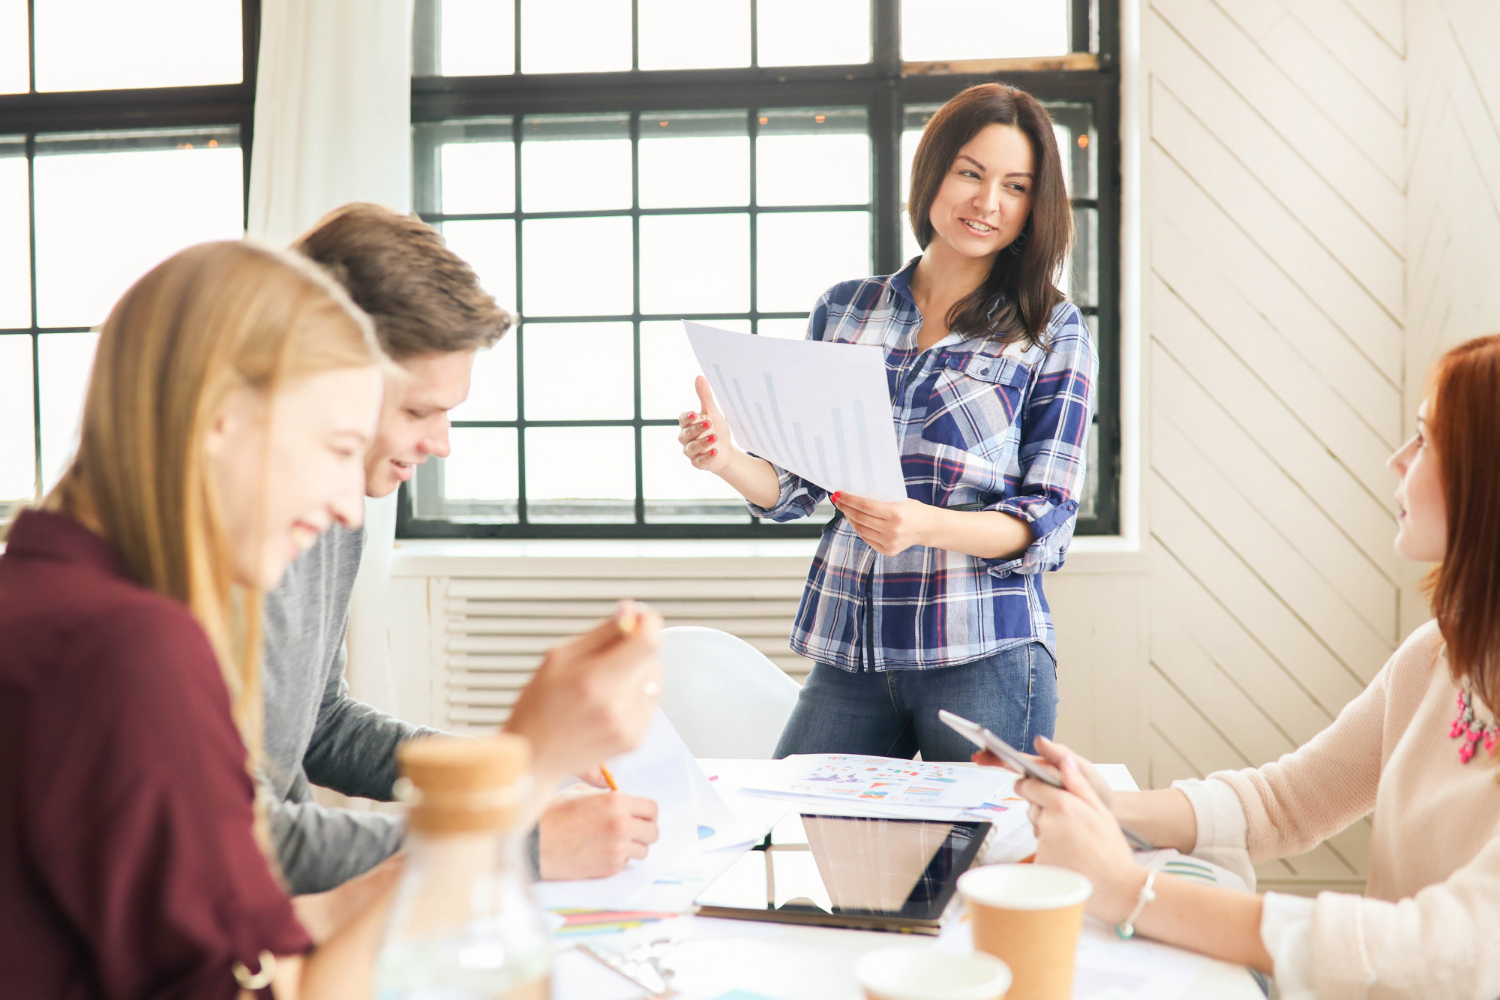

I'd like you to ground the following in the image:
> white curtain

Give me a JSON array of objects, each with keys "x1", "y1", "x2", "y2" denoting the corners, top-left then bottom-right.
[{"x1": 247, "y1": 0, "x2": 413, "y2": 716}]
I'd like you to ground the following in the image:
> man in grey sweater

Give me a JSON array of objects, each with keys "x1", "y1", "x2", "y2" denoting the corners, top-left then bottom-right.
[{"x1": 264, "y1": 204, "x2": 661, "y2": 894}]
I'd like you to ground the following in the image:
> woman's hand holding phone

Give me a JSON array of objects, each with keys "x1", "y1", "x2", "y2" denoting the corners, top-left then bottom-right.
[{"x1": 972, "y1": 734, "x2": 1116, "y2": 810}]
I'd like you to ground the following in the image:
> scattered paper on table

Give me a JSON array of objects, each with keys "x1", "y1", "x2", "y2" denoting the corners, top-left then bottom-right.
[
  {"x1": 535, "y1": 712, "x2": 761, "y2": 912},
  {"x1": 746, "y1": 754, "x2": 1020, "y2": 811},
  {"x1": 685, "y1": 321, "x2": 907, "y2": 501}
]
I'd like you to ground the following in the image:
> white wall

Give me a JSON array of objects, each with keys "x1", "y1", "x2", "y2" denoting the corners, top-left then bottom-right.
[{"x1": 384, "y1": 0, "x2": 1500, "y2": 898}]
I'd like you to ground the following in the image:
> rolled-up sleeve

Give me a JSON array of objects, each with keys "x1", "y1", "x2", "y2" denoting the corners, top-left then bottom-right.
[
  {"x1": 982, "y1": 307, "x2": 1097, "y2": 577},
  {"x1": 746, "y1": 463, "x2": 829, "y2": 522}
]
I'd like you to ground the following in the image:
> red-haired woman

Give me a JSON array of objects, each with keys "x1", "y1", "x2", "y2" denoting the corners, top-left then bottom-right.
[
  {"x1": 991, "y1": 334, "x2": 1500, "y2": 997},
  {"x1": 678, "y1": 84, "x2": 1097, "y2": 762}
]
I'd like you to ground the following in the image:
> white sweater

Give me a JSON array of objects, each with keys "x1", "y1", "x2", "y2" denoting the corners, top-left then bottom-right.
[{"x1": 1176, "y1": 621, "x2": 1500, "y2": 999}]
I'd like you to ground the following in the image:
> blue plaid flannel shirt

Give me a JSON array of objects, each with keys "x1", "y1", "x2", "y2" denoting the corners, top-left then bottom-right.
[{"x1": 749, "y1": 260, "x2": 1097, "y2": 671}]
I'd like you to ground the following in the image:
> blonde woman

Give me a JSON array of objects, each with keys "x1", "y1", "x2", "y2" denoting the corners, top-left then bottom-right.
[{"x1": 0, "y1": 241, "x2": 662, "y2": 999}]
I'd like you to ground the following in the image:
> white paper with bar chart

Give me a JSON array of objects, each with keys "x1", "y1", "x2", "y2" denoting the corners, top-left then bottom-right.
[{"x1": 683, "y1": 321, "x2": 908, "y2": 502}]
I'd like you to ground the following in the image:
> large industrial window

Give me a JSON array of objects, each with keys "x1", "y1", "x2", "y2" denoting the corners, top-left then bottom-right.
[
  {"x1": 0, "y1": 0, "x2": 256, "y2": 509},
  {"x1": 400, "y1": 0, "x2": 1121, "y2": 539}
]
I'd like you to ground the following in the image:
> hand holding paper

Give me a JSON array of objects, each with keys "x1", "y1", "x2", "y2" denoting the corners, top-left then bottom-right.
[{"x1": 683, "y1": 322, "x2": 908, "y2": 502}]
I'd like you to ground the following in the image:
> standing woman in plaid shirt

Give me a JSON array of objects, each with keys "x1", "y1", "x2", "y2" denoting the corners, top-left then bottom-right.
[{"x1": 679, "y1": 84, "x2": 1097, "y2": 761}]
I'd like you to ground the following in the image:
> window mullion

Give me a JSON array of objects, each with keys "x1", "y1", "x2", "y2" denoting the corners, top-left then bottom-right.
[
  {"x1": 512, "y1": 114, "x2": 528, "y2": 525},
  {"x1": 26, "y1": 132, "x2": 40, "y2": 501},
  {"x1": 631, "y1": 111, "x2": 644, "y2": 525}
]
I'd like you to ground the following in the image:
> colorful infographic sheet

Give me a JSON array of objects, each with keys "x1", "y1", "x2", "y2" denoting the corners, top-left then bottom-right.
[{"x1": 753, "y1": 754, "x2": 1019, "y2": 811}]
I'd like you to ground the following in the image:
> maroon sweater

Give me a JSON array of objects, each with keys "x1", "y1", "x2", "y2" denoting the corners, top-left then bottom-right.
[{"x1": 0, "y1": 510, "x2": 311, "y2": 999}]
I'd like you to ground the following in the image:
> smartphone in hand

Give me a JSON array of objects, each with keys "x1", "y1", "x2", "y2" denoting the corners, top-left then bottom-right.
[{"x1": 938, "y1": 708, "x2": 1155, "y2": 851}]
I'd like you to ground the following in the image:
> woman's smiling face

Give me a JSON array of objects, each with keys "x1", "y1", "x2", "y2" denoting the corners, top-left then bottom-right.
[{"x1": 925, "y1": 122, "x2": 1035, "y2": 262}]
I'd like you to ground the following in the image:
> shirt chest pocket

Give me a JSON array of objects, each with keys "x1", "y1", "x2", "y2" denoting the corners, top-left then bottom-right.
[{"x1": 919, "y1": 355, "x2": 1030, "y2": 459}]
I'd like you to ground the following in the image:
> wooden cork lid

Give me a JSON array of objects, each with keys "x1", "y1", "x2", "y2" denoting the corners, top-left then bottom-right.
[{"x1": 397, "y1": 734, "x2": 532, "y2": 833}]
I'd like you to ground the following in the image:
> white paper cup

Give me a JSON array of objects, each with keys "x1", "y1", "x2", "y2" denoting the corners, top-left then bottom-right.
[
  {"x1": 957, "y1": 864, "x2": 1092, "y2": 1000},
  {"x1": 854, "y1": 946, "x2": 1012, "y2": 1000}
]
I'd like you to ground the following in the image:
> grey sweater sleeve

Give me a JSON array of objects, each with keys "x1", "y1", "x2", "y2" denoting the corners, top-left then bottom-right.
[
  {"x1": 269, "y1": 790, "x2": 407, "y2": 895},
  {"x1": 301, "y1": 639, "x2": 440, "y2": 801}
]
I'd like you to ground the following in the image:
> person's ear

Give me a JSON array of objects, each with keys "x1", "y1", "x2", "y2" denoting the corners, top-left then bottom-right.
[{"x1": 204, "y1": 385, "x2": 259, "y2": 458}]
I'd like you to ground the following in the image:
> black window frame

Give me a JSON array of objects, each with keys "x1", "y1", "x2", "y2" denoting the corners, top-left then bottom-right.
[
  {"x1": 416, "y1": 0, "x2": 1121, "y2": 541},
  {"x1": 0, "y1": 0, "x2": 262, "y2": 507}
]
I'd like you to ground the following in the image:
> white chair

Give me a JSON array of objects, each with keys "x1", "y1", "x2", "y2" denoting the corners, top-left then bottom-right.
[{"x1": 657, "y1": 625, "x2": 802, "y2": 759}]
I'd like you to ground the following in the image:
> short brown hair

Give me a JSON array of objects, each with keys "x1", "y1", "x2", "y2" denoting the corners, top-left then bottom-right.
[
  {"x1": 292, "y1": 202, "x2": 513, "y2": 359},
  {"x1": 1425, "y1": 334, "x2": 1500, "y2": 720},
  {"x1": 907, "y1": 84, "x2": 1072, "y2": 346}
]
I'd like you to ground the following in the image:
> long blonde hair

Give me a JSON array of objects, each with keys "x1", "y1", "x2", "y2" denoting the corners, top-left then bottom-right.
[{"x1": 46, "y1": 240, "x2": 383, "y2": 851}]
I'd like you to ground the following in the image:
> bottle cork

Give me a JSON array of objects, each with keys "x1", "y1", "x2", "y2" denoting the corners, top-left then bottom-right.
[{"x1": 397, "y1": 734, "x2": 532, "y2": 834}]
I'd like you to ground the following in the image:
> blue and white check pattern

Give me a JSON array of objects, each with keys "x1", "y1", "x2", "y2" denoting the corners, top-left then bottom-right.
[{"x1": 748, "y1": 258, "x2": 1097, "y2": 671}]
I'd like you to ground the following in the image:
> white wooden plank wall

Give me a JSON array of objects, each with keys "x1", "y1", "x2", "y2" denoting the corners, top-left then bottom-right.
[
  {"x1": 1142, "y1": 0, "x2": 1406, "y2": 893},
  {"x1": 1403, "y1": 0, "x2": 1500, "y2": 634}
]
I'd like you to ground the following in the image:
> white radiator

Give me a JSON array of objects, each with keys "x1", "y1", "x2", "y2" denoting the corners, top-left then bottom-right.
[{"x1": 421, "y1": 555, "x2": 814, "y2": 734}]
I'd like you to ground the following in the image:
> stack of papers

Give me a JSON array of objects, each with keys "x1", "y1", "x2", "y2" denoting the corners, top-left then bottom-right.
[{"x1": 741, "y1": 754, "x2": 1031, "y2": 828}]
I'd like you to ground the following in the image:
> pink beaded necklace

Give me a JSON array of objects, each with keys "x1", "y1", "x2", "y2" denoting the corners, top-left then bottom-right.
[{"x1": 1450, "y1": 684, "x2": 1498, "y2": 763}]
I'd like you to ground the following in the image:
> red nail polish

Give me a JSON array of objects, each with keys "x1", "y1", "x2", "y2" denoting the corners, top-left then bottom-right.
[
  {"x1": 706, "y1": 434, "x2": 716, "y2": 443},
  {"x1": 701, "y1": 421, "x2": 711, "y2": 429},
  {"x1": 709, "y1": 448, "x2": 717, "y2": 456}
]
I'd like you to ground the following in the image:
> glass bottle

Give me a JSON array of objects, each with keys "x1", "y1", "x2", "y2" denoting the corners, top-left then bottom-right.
[{"x1": 375, "y1": 734, "x2": 553, "y2": 1000}]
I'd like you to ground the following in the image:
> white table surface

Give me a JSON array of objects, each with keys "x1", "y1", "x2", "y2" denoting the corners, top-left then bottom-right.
[{"x1": 552, "y1": 759, "x2": 1264, "y2": 1000}]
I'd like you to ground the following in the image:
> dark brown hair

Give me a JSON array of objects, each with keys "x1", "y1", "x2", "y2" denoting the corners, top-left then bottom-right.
[
  {"x1": 293, "y1": 202, "x2": 513, "y2": 359},
  {"x1": 1424, "y1": 334, "x2": 1500, "y2": 718},
  {"x1": 906, "y1": 83, "x2": 1072, "y2": 345}
]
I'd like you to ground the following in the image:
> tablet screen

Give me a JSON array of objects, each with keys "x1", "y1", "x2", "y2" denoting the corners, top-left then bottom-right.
[{"x1": 695, "y1": 814, "x2": 990, "y2": 923}]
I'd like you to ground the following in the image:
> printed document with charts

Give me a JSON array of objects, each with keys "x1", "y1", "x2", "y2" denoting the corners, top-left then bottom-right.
[
  {"x1": 741, "y1": 754, "x2": 1030, "y2": 826},
  {"x1": 684, "y1": 321, "x2": 908, "y2": 502}
]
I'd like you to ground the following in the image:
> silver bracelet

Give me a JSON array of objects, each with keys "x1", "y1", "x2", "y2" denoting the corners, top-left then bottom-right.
[{"x1": 1114, "y1": 869, "x2": 1157, "y2": 940}]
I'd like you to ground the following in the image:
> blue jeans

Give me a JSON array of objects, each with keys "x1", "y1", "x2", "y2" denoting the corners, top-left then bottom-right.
[{"x1": 773, "y1": 643, "x2": 1058, "y2": 762}]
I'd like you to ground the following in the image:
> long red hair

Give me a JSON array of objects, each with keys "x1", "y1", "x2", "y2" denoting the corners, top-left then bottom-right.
[{"x1": 1425, "y1": 334, "x2": 1500, "y2": 714}]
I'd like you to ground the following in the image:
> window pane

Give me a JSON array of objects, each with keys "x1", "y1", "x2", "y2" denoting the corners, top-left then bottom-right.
[
  {"x1": 526, "y1": 426, "x2": 635, "y2": 523},
  {"x1": 640, "y1": 213, "x2": 750, "y2": 315},
  {"x1": 1050, "y1": 104, "x2": 1096, "y2": 200},
  {"x1": 521, "y1": 322, "x2": 634, "y2": 421},
  {"x1": 33, "y1": 129, "x2": 243, "y2": 328},
  {"x1": 450, "y1": 332, "x2": 517, "y2": 422},
  {"x1": 522, "y1": 217, "x2": 632, "y2": 317},
  {"x1": 639, "y1": 318, "x2": 749, "y2": 419},
  {"x1": 638, "y1": 0, "x2": 750, "y2": 71},
  {"x1": 642, "y1": 424, "x2": 746, "y2": 523},
  {"x1": 0, "y1": 145, "x2": 30, "y2": 328},
  {"x1": 520, "y1": 115, "x2": 631, "y2": 213},
  {"x1": 34, "y1": 0, "x2": 241, "y2": 91},
  {"x1": 756, "y1": 211, "x2": 870, "y2": 313},
  {"x1": 639, "y1": 112, "x2": 748, "y2": 209},
  {"x1": 1066, "y1": 207, "x2": 1098, "y2": 307},
  {"x1": 438, "y1": 0, "x2": 515, "y2": 76},
  {"x1": 441, "y1": 220, "x2": 517, "y2": 312},
  {"x1": 756, "y1": 109, "x2": 869, "y2": 207},
  {"x1": 0, "y1": 0, "x2": 26, "y2": 93},
  {"x1": 441, "y1": 428, "x2": 519, "y2": 509},
  {"x1": 0, "y1": 336, "x2": 34, "y2": 500},
  {"x1": 757, "y1": 0, "x2": 870, "y2": 67},
  {"x1": 442, "y1": 140, "x2": 515, "y2": 215},
  {"x1": 757, "y1": 318, "x2": 808, "y2": 340},
  {"x1": 900, "y1": 0, "x2": 1069, "y2": 62},
  {"x1": 521, "y1": 0, "x2": 631, "y2": 74},
  {"x1": 38, "y1": 331, "x2": 97, "y2": 491}
]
